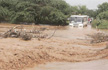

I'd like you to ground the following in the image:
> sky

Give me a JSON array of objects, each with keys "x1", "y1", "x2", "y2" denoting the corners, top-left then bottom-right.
[{"x1": 65, "y1": 0, "x2": 108, "y2": 9}]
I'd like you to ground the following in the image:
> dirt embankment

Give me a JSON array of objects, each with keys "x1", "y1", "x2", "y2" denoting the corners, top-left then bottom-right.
[{"x1": 0, "y1": 24, "x2": 108, "y2": 70}]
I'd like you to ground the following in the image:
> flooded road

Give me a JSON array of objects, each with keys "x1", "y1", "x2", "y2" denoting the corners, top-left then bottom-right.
[
  {"x1": 26, "y1": 25, "x2": 108, "y2": 70},
  {"x1": 0, "y1": 24, "x2": 108, "y2": 70},
  {"x1": 27, "y1": 59, "x2": 108, "y2": 70},
  {"x1": 52, "y1": 24, "x2": 96, "y2": 40}
]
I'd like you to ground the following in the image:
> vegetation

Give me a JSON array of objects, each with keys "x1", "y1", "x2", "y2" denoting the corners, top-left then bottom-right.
[
  {"x1": 1, "y1": 0, "x2": 107, "y2": 26},
  {"x1": 92, "y1": 2, "x2": 108, "y2": 29},
  {"x1": 92, "y1": 20, "x2": 108, "y2": 29},
  {"x1": 88, "y1": 32, "x2": 108, "y2": 43},
  {"x1": 0, "y1": 0, "x2": 96, "y2": 25},
  {"x1": 0, "y1": 0, "x2": 72, "y2": 25}
]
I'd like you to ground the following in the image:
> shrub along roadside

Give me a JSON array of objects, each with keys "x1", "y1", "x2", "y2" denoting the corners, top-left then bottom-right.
[{"x1": 92, "y1": 20, "x2": 108, "y2": 29}]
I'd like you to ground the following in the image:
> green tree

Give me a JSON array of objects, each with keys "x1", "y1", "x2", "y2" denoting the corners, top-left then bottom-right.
[
  {"x1": 0, "y1": 0, "x2": 91, "y2": 25},
  {"x1": 86, "y1": 10, "x2": 97, "y2": 18},
  {"x1": 98, "y1": 2, "x2": 108, "y2": 13},
  {"x1": 77, "y1": 5, "x2": 88, "y2": 15},
  {"x1": 97, "y1": 11, "x2": 108, "y2": 20}
]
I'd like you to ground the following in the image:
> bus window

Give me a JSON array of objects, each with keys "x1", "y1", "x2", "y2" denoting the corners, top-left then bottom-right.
[
  {"x1": 77, "y1": 17, "x2": 82, "y2": 22},
  {"x1": 70, "y1": 17, "x2": 76, "y2": 22}
]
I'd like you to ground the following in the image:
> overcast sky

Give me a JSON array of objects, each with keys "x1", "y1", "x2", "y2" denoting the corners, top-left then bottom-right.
[{"x1": 65, "y1": 0, "x2": 108, "y2": 9}]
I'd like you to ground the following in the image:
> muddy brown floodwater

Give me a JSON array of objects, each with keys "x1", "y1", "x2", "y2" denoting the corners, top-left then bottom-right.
[
  {"x1": 26, "y1": 25, "x2": 108, "y2": 70},
  {"x1": 0, "y1": 24, "x2": 108, "y2": 70},
  {"x1": 27, "y1": 59, "x2": 108, "y2": 70}
]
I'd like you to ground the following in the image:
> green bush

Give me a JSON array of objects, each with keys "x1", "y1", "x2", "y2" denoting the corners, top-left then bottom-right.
[
  {"x1": 92, "y1": 20, "x2": 99, "y2": 28},
  {"x1": 98, "y1": 20, "x2": 108, "y2": 29},
  {"x1": 0, "y1": 0, "x2": 72, "y2": 25},
  {"x1": 0, "y1": 0, "x2": 97, "y2": 25},
  {"x1": 92, "y1": 20, "x2": 108, "y2": 29},
  {"x1": 97, "y1": 11, "x2": 108, "y2": 20}
]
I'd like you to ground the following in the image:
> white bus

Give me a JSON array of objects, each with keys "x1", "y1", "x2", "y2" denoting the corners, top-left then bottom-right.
[{"x1": 69, "y1": 15, "x2": 89, "y2": 27}]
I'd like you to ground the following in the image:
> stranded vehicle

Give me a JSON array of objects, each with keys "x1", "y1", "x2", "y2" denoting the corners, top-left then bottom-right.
[{"x1": 69, "y1": 15, "x2": 89, "y2": 27}]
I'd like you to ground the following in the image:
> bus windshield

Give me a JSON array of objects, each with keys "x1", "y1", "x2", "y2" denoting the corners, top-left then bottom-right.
[
  {"x1": 77, "y1": 17, "x2": 82, "y2": 22},
  {"x1": 70, "y1": 17, "x2": 82, "y2": 22}
]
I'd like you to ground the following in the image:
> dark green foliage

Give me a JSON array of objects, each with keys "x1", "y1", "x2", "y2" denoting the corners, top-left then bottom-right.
[
  {"x1": 97, "y1": 11, "x2": 108, "y2": 20},
  {"x1": 86, "y1": 10, "x2": 97, "y2": 19},
  {"x1": 92, "y1": 2, "x2": 108, "y2": 29},
  {"x1": 98, "y1": 2, "x2": 108, "y2": 13},
  {"x1": 0, "y1": 0, "x2": 73, "y2": 25},
  {"x1": 96, "y1": 2, "x2": 108, "y2": 20},
  {"x1": 0, "y1": 0, "x2": 102, "y2": 25}
]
